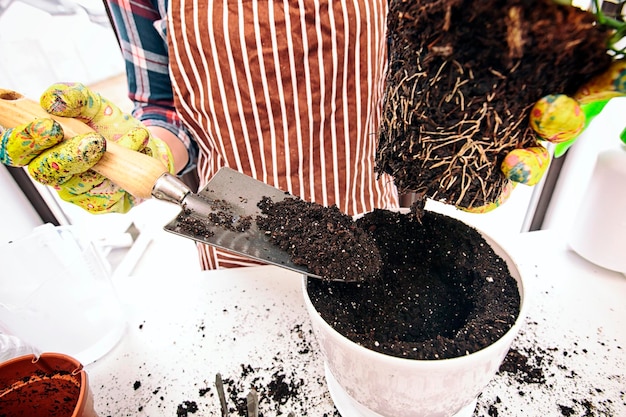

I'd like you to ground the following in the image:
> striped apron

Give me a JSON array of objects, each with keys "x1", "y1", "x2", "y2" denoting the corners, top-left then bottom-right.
[{"x1": 167, "y1": 0, "x2": 399, "y2": 269}]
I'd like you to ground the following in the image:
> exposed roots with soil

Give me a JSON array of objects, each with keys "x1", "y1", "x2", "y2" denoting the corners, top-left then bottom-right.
[{"x1": 377, "y1": 0, "x2": 612, "y2": 209}]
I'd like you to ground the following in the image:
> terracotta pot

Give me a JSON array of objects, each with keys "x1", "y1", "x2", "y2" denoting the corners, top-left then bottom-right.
[
  {"x1": 302, "y1": 225, "x2": 527, "y2": 417},
  {"x1": 0, "y1": 353, "x2": 97, "y2": 417}
]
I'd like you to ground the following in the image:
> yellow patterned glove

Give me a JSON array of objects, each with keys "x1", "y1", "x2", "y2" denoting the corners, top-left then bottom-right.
[
  {"x1": 459, "y1": 61, "x2": 625, "y2": 214},
  {"x1": 530, "y1": 60, "x2": 626, "y2": 155},
  {"x1": 462, "y1": 140, "x2": 550, "y2": 213},
  {"x1": 0, "y1": 82, "x2": 174, "y2": 213}
]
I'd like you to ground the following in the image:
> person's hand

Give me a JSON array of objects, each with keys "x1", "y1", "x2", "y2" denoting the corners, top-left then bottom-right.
[
  {"x1": 529, "y1": 59, "x2": 626, "y2": 156},
  {"x1": 461, "y1": 137, "x2": 550, "y2": 214},
  {"x1": 461, "y1": 60, "x2": 626, "y2": 214},
  {"x1": 0, "y1": 82, "x2": 174, "y2": 213}
]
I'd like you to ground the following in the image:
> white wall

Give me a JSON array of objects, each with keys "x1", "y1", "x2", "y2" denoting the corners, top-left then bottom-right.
[{"x1": 0, "y1": 1, "x2": 123, "y2": 99}]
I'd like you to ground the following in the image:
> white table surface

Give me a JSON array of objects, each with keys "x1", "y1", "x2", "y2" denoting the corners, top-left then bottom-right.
[{"x1": 86, "y1": 229, "x2": 626, "y2": 417}]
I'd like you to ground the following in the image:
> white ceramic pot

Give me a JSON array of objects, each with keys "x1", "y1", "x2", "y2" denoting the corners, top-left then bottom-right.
[{"x1": 302, "y1": 229, "x2": 527, "y2": 417}]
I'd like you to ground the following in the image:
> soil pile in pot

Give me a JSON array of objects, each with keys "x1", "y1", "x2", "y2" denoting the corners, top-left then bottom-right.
[
  {"x1": 257, "y1": 197, "x2": 520, "y2": 360},
  {"x1": 307, "y1": 209, "x2": 520, "y2": 360},
  {"x1": 377, "y1": 0, "x2": 612, "y2": 209},
  {"x1": 0, "y1": 370, "x2": 81, "y2": 417}
]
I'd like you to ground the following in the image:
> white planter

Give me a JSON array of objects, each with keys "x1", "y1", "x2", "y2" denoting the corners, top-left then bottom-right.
[
  {"x1": 568, "y1": 145, "x2": 626, "y2": 274},
  {"x1": 302, "y1": 228, "x2": 527, "y2": 417}
]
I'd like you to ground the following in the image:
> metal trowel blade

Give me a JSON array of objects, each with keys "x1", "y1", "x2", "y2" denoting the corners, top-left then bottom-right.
[{"x1": 164, "y1": 167, "x2": 323, "y2": 279}]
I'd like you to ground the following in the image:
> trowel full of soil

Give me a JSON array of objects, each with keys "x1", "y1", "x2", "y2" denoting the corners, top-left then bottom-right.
[{"x1": 0, "y1": 89, "x2": 341, "y2": 280}]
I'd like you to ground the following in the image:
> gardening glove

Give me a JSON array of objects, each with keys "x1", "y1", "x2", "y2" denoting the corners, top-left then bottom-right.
[
  {"x1": 529, "y1": 59, "x2": 626, "y2": 155},
  {"x1": 457, "y1": 181, "x2": 517, "y2": 214},
  {"x1": 462, "y1": 139, "x2": 550, "y2": 213},
  {"x1": 0, "y1": 82, "x2": 175, "y2": 214},
  {"x1": 478, "y1": 60, "x2": 626, "y2": 214}
]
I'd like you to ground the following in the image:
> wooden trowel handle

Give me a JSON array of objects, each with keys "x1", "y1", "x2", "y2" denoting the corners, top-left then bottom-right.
[{"x1": 0, "y1": 88, "x2": 167, "y2": 199}]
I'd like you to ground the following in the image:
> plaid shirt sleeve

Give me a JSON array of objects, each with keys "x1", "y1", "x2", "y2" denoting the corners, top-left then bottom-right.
[{"x1": 105, "y1": 0, "x2": 198, "y2": 175}]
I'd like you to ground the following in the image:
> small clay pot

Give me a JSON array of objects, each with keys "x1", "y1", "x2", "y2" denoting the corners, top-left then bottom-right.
[{"x1": 0, "y1": 353, "x2": 97, "y2": 417}]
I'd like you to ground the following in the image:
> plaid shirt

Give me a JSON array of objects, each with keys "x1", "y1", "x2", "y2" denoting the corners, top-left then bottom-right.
[{"x1": 106, "y1": 0, "x2": 197, "y2": 174}]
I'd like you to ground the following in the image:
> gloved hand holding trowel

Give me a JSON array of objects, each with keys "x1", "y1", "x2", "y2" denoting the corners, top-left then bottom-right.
[
  {"x1": 0, "y1": 83, "x2": 381, "y2": 282},
  {"x1": 1, "y1": 82, "x2": 175, "y2": 213}
]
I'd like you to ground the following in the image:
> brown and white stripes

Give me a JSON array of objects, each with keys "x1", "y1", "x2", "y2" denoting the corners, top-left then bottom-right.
[{"x1": 167, "y1": 0, "x2": 399, "y2": 269}]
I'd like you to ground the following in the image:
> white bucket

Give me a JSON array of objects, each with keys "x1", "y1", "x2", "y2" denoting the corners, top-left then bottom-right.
[{"x1": 0, "y1": 224, "x2": 126, "y2": 365}]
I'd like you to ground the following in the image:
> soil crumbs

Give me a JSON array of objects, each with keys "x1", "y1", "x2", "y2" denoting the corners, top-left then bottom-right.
[
  {"x1": 474, "y1": 282, "x2": 625, "y2": 417},
  {"x1": 95, "y1": 316, "x2": 339, "y2": 417},
  {"x1": 308, "y1": 209, "x2": 520, "y2": 360}
]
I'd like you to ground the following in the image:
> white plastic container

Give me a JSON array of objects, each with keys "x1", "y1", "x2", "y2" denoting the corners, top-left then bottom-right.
[{"x1": 569, "y1": 144, "x2": 626, "y2": 274}]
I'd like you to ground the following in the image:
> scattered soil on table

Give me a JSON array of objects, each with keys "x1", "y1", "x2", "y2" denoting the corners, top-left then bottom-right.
[
  {"x1": 475, "y1": 316, "x2": 624, "y2": 417},
  {"x1": 377, "y1": 0, "x2": 612, "y2": 209},
  {"x1": 114, "y1": 323, "x2": 337, "y2": 417},
  {"x1": 486, "y1": 345, "x2": 613, "y2": 416},
  {"x1": 176, "y1": 400, "x2": 198, "y2": 417},
  {"x1": 498, "y1": 347, "x2": 545, "y2": 385},
  {"x1": 218, "y1": 368, "x2": 303, "y2": 416},
  {"x1": 190, "y1": 324, "x2": 338, "y2": 417},
  {"x1": 256, "y1": 196, "x2": 383, "y2": 282}
]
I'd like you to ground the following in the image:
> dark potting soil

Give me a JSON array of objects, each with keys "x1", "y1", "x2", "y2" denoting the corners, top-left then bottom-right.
[
  {"x1": 256, "y1": 196, "x2": 520, "y2": 360},
  {"x1": 307, "y1": 209, "x2": 520, "y2": 360},
  {"x1": 256, "y1": 196, "x2": 383, "y2": 282},
  {"x1": 377, "y1": 0, "x2": 612, "y2": 209},
  {"x1": 0, "y1": 371, "x2": 80, "y2": 417}
]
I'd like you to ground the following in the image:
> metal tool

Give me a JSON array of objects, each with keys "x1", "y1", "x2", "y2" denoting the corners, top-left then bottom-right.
[
  {"x1": 161, "y1": 166, "x2": 321, "y2": 278},
  {"x1": 0, "y1": 88, "x2": 322, "y2": 279}
]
